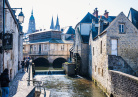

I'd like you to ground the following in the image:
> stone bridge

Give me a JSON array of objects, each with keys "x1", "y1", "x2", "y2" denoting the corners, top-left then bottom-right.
[{"x1": 30, "y1": 55, "x2": 69, "y2": 68}]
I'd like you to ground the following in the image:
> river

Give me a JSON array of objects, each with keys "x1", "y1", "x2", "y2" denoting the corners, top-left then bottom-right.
[{"x1": 34, "y1": 75, "x2": 106, "y2": 97}]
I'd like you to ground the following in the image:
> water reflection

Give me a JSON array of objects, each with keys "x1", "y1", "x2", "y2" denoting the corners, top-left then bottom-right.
[{"x1": 34, "y1": 75, "x2": 106, "y2": 97}]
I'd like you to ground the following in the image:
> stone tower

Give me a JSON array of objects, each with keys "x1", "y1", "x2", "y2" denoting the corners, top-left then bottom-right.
[{"x1": 27, "y1": 10, "x2": 36, "y2": 33}]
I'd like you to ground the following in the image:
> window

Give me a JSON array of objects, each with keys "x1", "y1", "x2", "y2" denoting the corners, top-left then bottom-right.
[
  {"x1": 93, "y1": 47, "x2": 94, "y2": 55},
  {"x1": 102, "y1": 69, "x2": 103, "y2": 77},
  {"x1": 98, "y1": 68, "x2": 100, "y2": 75},
  {"x1": 119, "y1": 24, "x2": 125, "y2": 33},
  {"x1": 44, "y1": 44, "x2": 47, "y2": 50},
  {"x1": 61, "y1": 45, "x2": 64, "y2": 51},
  {"x1": 34, "y1": 45, "x2": 36, "y2": 51},
  {"x1": 95, "y1": 66, "x2": 96, "y2": 72},
  {"x1": 100, "y1": 41, "x2": 102, "y2": 54}
]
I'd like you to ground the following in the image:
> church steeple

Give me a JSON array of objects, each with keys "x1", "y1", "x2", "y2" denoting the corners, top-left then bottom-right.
[
  {"x1": 50, "y1": 16, "x2": 54, "y2": 30},
  {"x1": 55, "y1": 15, "x2": 60, "y2": 31},
  {"x1": 27, "y1": 9, "x2": 36, "y2": 34},
  {"x1": 31, "y1": 9, "x2": 33, "y2": 15}
]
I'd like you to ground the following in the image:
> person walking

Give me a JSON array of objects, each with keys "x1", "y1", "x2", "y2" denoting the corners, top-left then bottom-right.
[
  {"x1": 0, "y1": 68, "x2": 10, "y2": 97},
  {"x1": 26, "y1": 59, "x2": 30, "y2": 72},
  {"x1": 21, "y1": 61, "x2": 25, "y2": 72}
]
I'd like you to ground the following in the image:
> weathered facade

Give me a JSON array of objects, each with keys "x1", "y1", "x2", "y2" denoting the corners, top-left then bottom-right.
[
  {"x1": 0, "y1": 0, "x2": 23, "y2": 80},
  {"x1": 89, "y1": 12, "x2": 138, "y2": 96},
  {"x1": 0, "y1": 0, "x2": 4, "y2": 73},
  {"x1": 71, "y1": 12, "x2": 95, "y2": 76}
]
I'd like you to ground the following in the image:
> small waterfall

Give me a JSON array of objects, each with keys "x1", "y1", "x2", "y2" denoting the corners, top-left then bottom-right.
[{"x1": 35, "y1": 70, "x2": 65, "y2": 75}]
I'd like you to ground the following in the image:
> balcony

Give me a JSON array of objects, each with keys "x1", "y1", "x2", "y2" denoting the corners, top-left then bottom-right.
[{"x1": 29, "y1": 51, "x2": 48, "y2": 56}]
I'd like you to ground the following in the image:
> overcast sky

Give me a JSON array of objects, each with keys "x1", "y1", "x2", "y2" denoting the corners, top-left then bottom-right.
[{"x1": 9, "y1": 0, "x2": 138, "y2": 32}]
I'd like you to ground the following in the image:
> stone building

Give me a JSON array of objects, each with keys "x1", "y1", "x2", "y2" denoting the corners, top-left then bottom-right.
[
  {"x1": 70, "y1": 12, "x2": 95, "y2": 76},
  {"x1": 89, "y1": 11, "x2": 138, "y2": 96},
  {"x1": 23, "y1": 29, "x2": 73, "y2": 68},
  {"x1": 0, "y1": 0, "x2": 23, "y2": 80},
  {"x1": 71, "y1": 8, "x2": 115, "y2": 77}
]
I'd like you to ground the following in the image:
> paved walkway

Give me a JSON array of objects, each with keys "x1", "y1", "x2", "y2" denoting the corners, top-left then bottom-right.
[{"x1": 9, "y1": 70, "x2": 34, "y2": 97}]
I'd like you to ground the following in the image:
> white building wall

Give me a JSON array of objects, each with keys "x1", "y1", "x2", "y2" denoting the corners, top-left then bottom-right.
[
  {"x1": 3, "y1": 4, "x2": 20, "y2": 80},
  {"x1": 81, "y1": 23, "x2": 91, "y2": 35}
]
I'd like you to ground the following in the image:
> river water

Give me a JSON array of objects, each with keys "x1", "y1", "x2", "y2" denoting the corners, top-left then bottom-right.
[{"x1": 34, "y1": 75, "x2": 106, "y2": 97}]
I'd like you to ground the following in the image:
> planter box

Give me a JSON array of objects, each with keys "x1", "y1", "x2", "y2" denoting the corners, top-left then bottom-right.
[{"x1": 63, "y1": 63, "x2": 75, "y2": 76}]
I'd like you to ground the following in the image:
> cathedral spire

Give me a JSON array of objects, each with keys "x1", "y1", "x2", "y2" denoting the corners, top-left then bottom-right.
[
  {"x1": 27, "y1": 9, "x2": 36, "y2": 34},
  {"x1": 56, "y1": 15, "x2": 59, "y2": 26},
  {"x1": 50, "y1": 16, "x2": 54, "y2": 29},
  {"x1": 55, "y1": 15, "x2": 60, "y2": 31},
  {"x1": 31, "y1": 9, "x2": 33, "y2": 15}
]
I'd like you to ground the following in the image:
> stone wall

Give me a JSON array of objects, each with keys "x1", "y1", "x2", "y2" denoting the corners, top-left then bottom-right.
[
  {"x1": 108, "y1": 55, "x2": 136, "y2": 76},
  {"x1": 109, "y1": 70, "x2": 138, "y2": 97},
  {"x1": 106, "y1": 12, "x2": 138, "y2": 75},
  {"x1": 91, "y1": 33, "x2": 109, "y2": 92},
  {"x1": 0, "y1": 0, "x2": 3, "y2": 73},
  {"x1": 80, "y1": 43, "x2": 89, "y2": 76}
]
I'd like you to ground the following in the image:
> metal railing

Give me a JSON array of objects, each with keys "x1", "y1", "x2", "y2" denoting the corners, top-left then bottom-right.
[{"x1": 27, "y1": 61, "x2": 46, "y2": 97}]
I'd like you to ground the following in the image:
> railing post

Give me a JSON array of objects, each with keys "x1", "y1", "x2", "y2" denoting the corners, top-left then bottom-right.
[{"x1": 28, "y1": 65, "x2": 30, "y2": 86}]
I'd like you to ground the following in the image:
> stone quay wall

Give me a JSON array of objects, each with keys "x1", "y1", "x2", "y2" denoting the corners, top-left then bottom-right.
[{"x1": 109, "y1": 70, "x2": 138, "y2": 97}]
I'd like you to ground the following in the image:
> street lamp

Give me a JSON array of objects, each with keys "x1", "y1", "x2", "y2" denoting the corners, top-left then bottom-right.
[{"x1": 18, "y1": 9, "x2": 24, "y2": 24}]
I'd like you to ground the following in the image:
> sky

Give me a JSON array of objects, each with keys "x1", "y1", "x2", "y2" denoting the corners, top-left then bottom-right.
[{"x1": 9, "y1": 0, "x2": 138, "y2": 33}]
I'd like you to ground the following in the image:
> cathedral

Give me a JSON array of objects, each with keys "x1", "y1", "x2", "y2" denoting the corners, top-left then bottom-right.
[
  {"x1": 27, "y1": 10, "x2": 61, "y2": 34},
  {"x1": 27, "y1": 10, "x2": 36, "y2": 34}
]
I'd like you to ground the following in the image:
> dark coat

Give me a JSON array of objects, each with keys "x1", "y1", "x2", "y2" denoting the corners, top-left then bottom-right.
[
  {"x1": 26, "y1": 60, "x2": 29, "y2": 67},
  {"x1": 21, "y1": 61, "x2": 25, "y2": 68},
  {"x1": 0, "y1": 69, "x2": 10, "y2": 87}
]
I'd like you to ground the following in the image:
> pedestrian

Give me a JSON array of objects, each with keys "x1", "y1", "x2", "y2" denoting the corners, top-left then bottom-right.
[
  {"x1": 23, "y1": 57, "x2": 26, "y2": 61},
  {"x1": 21, "y1": 61, "x2": 25, "y2": 72},
  {"x1": 26, "y1": 59, "x2": 30, "y2": 72},
  {"x1": 0, "y1": 68, "x2": 10, "y2": 97}
]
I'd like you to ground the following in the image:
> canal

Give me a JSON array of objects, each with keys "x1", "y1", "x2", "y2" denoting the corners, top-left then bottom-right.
[{"x1": 34, "y1": 75, "x2": 106, "y2": 97}]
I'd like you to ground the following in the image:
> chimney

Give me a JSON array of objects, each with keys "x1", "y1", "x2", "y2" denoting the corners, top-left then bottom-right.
[
  {"x1": 93, "y1": 8, "x2": 98, "y2": 18},
  {"x1": 104, "y1": 10, "x2": 109, "y2": 18},
  {"x1": 98, "y1": 17, "x2": 104, "y2": 34}
]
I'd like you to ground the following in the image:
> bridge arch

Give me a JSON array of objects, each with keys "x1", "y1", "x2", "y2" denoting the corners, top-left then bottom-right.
[
  {"x1": 53, "y1": 57, "x2": 67, "y2": 68},
  {"x1": 33, "y1": 57, "x2": 50, "y2": 67}
]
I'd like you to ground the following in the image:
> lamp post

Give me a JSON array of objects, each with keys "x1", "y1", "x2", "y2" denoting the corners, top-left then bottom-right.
[{"x1": 2, "y1": 0, "x2": 25, "y2": 71}]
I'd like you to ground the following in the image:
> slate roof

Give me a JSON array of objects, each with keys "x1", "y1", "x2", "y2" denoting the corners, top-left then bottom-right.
[
  {"x1": 66, "y1": 26, "x2": 75, "y2": 34},
  {"x1": 66, "y1": 36, "x2": 73, "y2": 40},
  {"x1": 63, "y1": 26, "x2": 75, "y2": 34},
  {"x1": 27, "y1": 39, "x2": 73, "y2": 44},
  {"x1": 92, "y1": 27, "x2": 98, "y2": 39},
  {"x1": 128, "y1": 8, "x2": 138, "y2": 29},
  {"x1": 91, "y1": 16, "x2": 115, "y2": 39},
  {"x1": 98, "y1": 16, "x2": 116, "y2": 23},
  {"x1": 80, "y1": 12, "x2": 97, "y2": 23},
  {"x1": 81, "y1": 35, "x2": 89, "y2": 43}
]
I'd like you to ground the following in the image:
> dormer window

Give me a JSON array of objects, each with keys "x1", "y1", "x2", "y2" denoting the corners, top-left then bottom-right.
[{"x1": 119, "y1": 24, "x2": 125, "y2": 34}]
